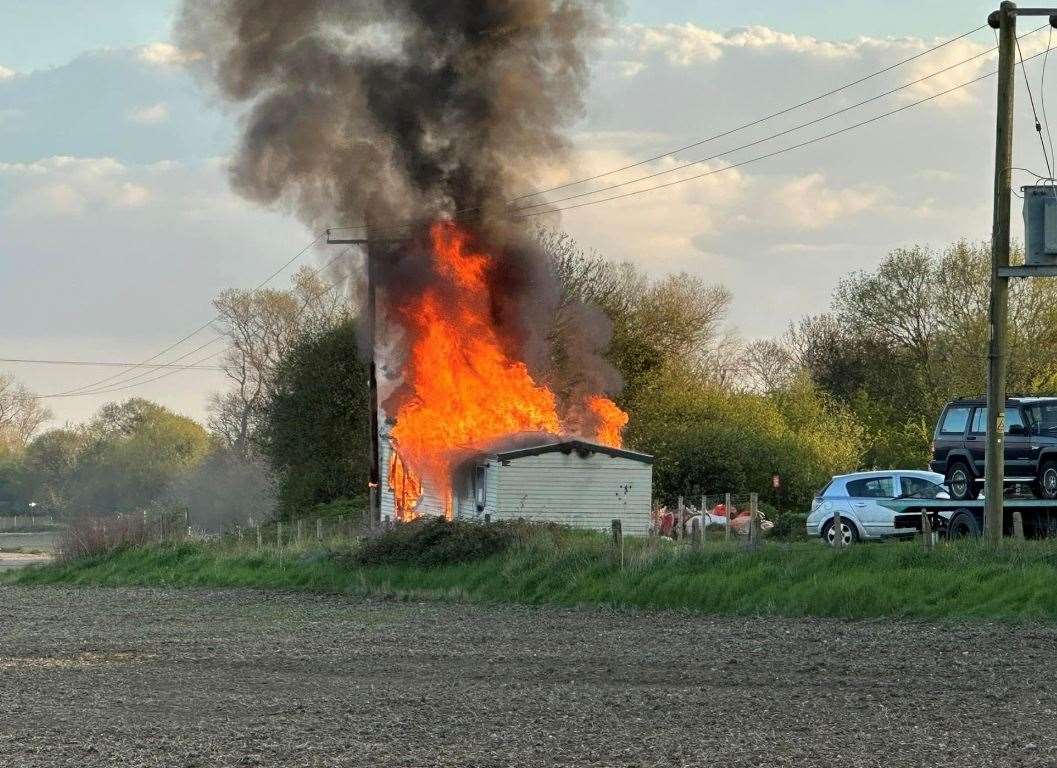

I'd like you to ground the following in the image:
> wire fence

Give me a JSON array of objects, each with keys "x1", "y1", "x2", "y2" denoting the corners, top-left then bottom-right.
[{"x1": 0, "y1": 515, "x2": 58, "y2": 531}]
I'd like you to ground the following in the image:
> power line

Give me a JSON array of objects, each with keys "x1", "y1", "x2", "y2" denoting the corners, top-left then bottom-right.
[
  {"x1": 1015, "y1": 33, "x2": 1055, "y2": 180},
  {"x1": 329, "y1": 22, "x2": 990, "y2": 233},
  {"x1": 516, "y1": 48, "x2": 1054, "y2": 220},
  {"x1": 1042, "y1": 27, "x2": 1056, "y2": 172},
  {"x1": 41, "y1": 248, "x2": 355, "y2": 400},
  {"x1": 41, "y1": 232, "x2": 327, "y2": 398},
  {"x1": 509, "y1": 24, "x2": 991, "y2": 204},
  {"x1": 513, "y1": 32, "x2": 1039, "y2": 215},
  {"x1": 0, "y1": 358, "x2": 225, "y2": 370}
]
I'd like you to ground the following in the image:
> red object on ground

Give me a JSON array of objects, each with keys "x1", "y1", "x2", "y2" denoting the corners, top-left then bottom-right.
[{"x1": 659, "y1": 510, "x2": 674, "y2": 536}]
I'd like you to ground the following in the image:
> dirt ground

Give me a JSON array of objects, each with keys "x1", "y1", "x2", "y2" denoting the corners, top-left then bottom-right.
[
  {"x1": 2, "y1": 586, "x2": 1056, "y2": 767},
  {"x1": 0, "y1": 531, "x2": 56, "y2": 571}
]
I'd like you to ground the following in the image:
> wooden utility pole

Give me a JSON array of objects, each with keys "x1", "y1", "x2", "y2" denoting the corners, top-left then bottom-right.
[
  {"x1": 985, "y1": 2, "x2": 1018, "y2": 545},
  {"x1": 327, "y1": 229, "x2": 406, "y2": 527}
]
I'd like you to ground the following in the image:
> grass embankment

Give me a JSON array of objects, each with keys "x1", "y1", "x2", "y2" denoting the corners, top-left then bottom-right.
[{"x1": 9, "y1": 520, "x2": 1057, "y2": 621}]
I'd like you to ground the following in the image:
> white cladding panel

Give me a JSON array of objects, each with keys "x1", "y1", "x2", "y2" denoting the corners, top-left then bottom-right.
[{"x1": 491, "y1": 450, "x2": 652, "y2": 535}]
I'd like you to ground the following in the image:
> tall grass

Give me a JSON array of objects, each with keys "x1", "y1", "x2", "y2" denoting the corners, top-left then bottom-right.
[{"x1": 12, "y1": 527, "x2": 1057, "y2": 621}]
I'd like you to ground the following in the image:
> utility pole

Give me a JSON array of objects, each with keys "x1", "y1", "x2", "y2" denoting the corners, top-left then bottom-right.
[
  {"x1": 327, "y1": 229, "x2": 405, "y2": 527},
  {"x1": 984, "y1": 5, "x2": 1057, "y2": 544},
  {"x1": 984, "y1": 1, "x2": 1018, "y2": 545}
]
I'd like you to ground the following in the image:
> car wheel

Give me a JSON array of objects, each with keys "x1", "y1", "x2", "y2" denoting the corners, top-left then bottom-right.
[
  {"x1": 946, "y1": 510, "x2": 981, "y2": 540},
  {"x1": 1037, "y1": 460, "x2": 1057, "y2": 500},
  {"x1": 822, "y1": 517, "x2": 858, "y2": 547},
  {"x1": 946, "y1": 462, "x2": 974, "y2": 501}
]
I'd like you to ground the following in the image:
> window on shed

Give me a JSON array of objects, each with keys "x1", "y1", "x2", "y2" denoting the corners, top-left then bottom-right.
[
  {"x1": 940, "y1": 406, "x2": 970, "y2": 435},
  {"x1": 472, "y1": 464, "x2": 486, "y2": 510},
  {"x1": 846, "y1": 476, "x2": 895, "y2": 499}
]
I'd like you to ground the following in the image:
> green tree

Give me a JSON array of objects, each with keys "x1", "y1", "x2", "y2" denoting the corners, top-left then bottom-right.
[
  {"x1": 19, "y1": 429, "x2": 87, "y2": 516},
  {"x1": 71, "y1": 399, "x2": 209, "y2": 516},
  {"x1": 259, "y1": 319, "x2": 371, "y2": 517},
  {"x1": 626, "y1": 369, "x2": 862, "y2": 510}
]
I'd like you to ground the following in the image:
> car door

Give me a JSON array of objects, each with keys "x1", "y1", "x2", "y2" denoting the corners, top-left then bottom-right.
[
  {"x1": 969, "y1": 405, "x2": 1032, "y2": 480},
  {"x1": 1002, "y1": 406, "x2": 1033, "y2": 479},
  {"x1": 967, "y1": 407, "x2": 987, "y2": 477},
  {"x1": 845, "y1": 475, "x2": 896, "y2": 538}
]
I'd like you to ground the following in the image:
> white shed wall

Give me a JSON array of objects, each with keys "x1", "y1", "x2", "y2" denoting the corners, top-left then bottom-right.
[{"x1": 489, "y1": 451, "x2": 652, "y2": 535}]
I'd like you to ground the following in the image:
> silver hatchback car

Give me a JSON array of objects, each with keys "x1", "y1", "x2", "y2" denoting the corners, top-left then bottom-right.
[{"x1": 806, "y1": 470, "x2": 949, "y2": 546}]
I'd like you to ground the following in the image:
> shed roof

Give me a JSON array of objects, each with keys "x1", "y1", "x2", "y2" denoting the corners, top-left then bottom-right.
[{"x1": 495, "y1": 439, "x2": 653, "y2": 465}]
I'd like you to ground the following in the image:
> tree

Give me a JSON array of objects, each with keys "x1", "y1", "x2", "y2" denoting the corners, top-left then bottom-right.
[
  {"x1": 19, "y1": 429, "x2": 87, "y2": 515},
  {"x1": 210, "y1": 267, "x2": 348, "y2": 453},
  {"x1": 71, "y1": 399, "x2": 210, "y2": 516},
  {"x1": 756, "y1": 239, "x2": 1057, "y2": 469},
  {"x1": 540, "y1": 228, "x2": 739, "y2": 404},
  {"x1": 625, "y1": 368, "x2": 863, "y2": 509},
  {"x1": 258, "y1": 319, "x2": 371, "y2": 517},
  {"x1": 0, "y1": 374, "x2": 51, "y2": 449}
]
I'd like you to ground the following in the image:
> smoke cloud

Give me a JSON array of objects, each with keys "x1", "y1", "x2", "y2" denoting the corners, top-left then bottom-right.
[{"x1": 177, "y1": 0, "x2": 621, "y2": 412}]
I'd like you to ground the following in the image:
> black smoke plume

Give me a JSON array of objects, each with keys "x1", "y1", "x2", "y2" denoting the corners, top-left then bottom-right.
[{"x1": 177, "y1": 0, "x2": 620, "y2": 407}]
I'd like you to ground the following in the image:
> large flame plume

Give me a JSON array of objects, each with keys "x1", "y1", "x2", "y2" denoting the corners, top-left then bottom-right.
[
  {"x1": 179, "y1": 0, "x2": 627, "y2": 522},
  {"x1": 387, "y1": 222, "x2": 626, "y2": 519}
]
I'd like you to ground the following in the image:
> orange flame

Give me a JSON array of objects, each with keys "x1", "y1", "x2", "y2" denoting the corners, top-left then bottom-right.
[
  {"x1": 587, "y1": 395, "x2": 629, "y2": 448},
  {"x1": 387, "y1": 448, "x2": 422, "y2": 522},
  {"x1": 387, "y1": 221, "x2": 628, "y2": 520}
]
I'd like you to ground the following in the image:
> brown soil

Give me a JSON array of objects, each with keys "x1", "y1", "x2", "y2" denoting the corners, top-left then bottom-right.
[{"x1": 1, "y1": 586, "x2": 1054, "y2": 767}]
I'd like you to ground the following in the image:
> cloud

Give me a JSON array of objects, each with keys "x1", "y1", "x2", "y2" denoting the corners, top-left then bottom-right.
[
  {"x1": 0, "y1": 156, "x2": 152, "y2": 216},
  {"x1": 769, "y1": 174, "x2": 887, "y2": 230},
  {"x1": 128, "y1": 102, "x2": 170, "y2": 125},
  {"x1": 0, "y1": 66, "x2": 16, "y2": 80},
  {"x1": 610, "y1": 23, "x2": 860, "y2": 69},
  {"x1": 137, "y1": 43, "x2": 203, "y2": 67}
]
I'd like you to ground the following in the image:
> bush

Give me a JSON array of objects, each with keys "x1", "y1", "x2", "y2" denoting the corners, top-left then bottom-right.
[
  {"x1": 55, "y1": 513, "x2": 180, "y2": 563},
  {"x1": 354, "y1": 518, "x2": 544, "y2": 568},
  {"x1": 770, "y1": 512, "x2": 808, "y2": 541},
  {"x1": 310, "y1": 495, "x2": 368, "y2": 522}
]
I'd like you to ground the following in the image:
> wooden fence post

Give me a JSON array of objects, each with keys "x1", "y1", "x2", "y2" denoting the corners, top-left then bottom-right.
[
  {"x1": 697, "y1": 494, "x2": 706, "y2": 547},
  {"x1": 611, "y1": 519, "x2": 624, "y2": 570},
  {"x1": 316, "y1": 518, "x2": 323, "y2": 541},
  {"x1": 277, "y1": 521, "x2": 283, "y2": 549},
  {"x1": 676, "y1": 496, "x2": 684, "y2": 542},
  {"x1": 832, "y1": 504, "x2": 844, "y2": 550},
  {"x1": 747, "y1": 492, "x2": 760, "y2": 551},
  {"x1": 921, "y1": 510, "x2": 934, "y2": 552},
  {"x1": 1013, "y1": 510, "x2": 1025, "y2": 542},
  {"x1": 257, "y1": 526, "x2": 262, "y2": 552},
  {"x1": 724, "y1": 493, "x2": 732, "y2": 541},
  {"x1": 296, "y1": 519, "x2": 303, "y2": 544}
]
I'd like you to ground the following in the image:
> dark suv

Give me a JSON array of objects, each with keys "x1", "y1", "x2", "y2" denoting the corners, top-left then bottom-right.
[{"x1": 930, "y1": 396, "x2": 1057, "y2": 500}]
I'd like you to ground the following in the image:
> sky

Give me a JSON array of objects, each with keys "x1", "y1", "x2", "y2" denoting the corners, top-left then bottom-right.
[{"x1": 0, "y1": 0, "x2": 1052, "y2": 428}]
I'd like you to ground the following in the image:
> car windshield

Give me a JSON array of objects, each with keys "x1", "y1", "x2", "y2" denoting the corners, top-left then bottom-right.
[
  {"x1": 900, "y1": 476, "x2": 946, "y2": 499},
  {"x1": 1026, "y1": 403, "x2": 1057, "y2": 435}
]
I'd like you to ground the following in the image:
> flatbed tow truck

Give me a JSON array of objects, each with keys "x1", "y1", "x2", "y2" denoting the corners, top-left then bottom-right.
[{"x1": 884, "y1": 497, "x2": 1057, "y2": 539}]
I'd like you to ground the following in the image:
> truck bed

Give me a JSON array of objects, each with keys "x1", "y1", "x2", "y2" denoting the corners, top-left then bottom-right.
[{"x1": 882, "y1": 498, "x2": 1057, "y2": 537}]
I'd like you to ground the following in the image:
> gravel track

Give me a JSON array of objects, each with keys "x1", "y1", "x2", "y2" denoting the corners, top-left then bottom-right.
[{"x1": 2, "y1": 586, "x2": 1055, "y2": 767}]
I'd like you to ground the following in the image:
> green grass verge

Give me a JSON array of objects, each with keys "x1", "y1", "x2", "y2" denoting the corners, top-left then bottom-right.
[{"x1": 9, "y1": 535, "x2": 1057, "y2": 621}]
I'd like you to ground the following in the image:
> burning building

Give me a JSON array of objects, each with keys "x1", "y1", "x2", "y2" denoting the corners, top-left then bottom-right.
[{"x1": 178, "y1": 0, "x2": 651, "y2": 532}]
